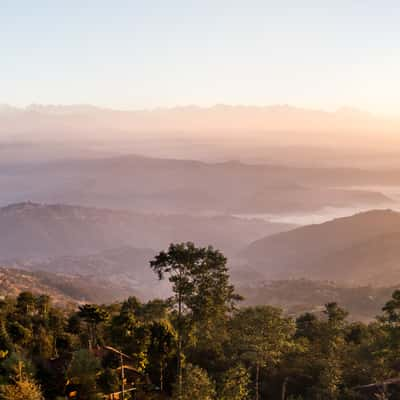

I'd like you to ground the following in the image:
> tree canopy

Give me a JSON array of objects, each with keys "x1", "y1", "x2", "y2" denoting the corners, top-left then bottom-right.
[{"x1": 0, "y1": 244, "x2": 399, "y2": 399}]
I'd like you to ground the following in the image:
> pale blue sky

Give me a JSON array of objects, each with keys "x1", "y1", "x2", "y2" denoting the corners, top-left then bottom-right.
[{"x1": 1, "y1": 1, "x2": 400, "y2": 114}]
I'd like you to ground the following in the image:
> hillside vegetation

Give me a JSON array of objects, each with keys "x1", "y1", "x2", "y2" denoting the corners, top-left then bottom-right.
[{"x1": 1, "y1": 243, "x2": 400, "y2": 400}]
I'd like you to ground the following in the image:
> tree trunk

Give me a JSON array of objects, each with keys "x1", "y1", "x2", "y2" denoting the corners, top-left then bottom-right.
[
  {"x1": 121, "y1": 353, "x2": 125, "y2": 400},
  {"x1": 160, "y1": 360, "x2": 164, "y2": 392},
  {"x1": 281, "y1": 377, "x2": 288, "y2": 400},
  {"x1": 177, "y1": 292, "x2": 183, "y2": 400},
  {"x1": 255, "y1": 362, "x2": 260, "y2": 400},
  {"x1": 88, "y1": 324, "x2": 93, "y2": 350}
]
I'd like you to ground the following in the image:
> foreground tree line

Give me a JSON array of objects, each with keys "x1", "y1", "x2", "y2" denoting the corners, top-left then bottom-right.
[{"x1": 1, "y1": 243, "x2": 400, "y2": 399}]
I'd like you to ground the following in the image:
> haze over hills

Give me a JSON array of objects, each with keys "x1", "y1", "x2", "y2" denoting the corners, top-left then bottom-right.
[
  {"x1": 304, "y1": 232, "x2": 400, "y2": 286},
  {"x1": 0, "y1": 154, "x2": 395, "y2": 214},
  {"x1": 1, "y1": 104, "x2": 399, "y2": 144},
  {"x1": 1, "y1": 109, "x2": 400, "y2": 317},
  {"x1": 0, "y1": 202, "x2": 293, "y2": 260},
  {"x1": 3, "y1": 204, "x2": 400, "y2": 319},
  {"x1": 2, "y1": 203, "x2": 400, "y2": 318},
  {"x1": 241, "y1": 209, "x2": 400, "y2": 285},
  {"x1": 17, "y1": 246, "x2": 164, "y2": 300},
  {"x1": 3, "y1": 202, "x2": 400, "y2": 303},
  {"x1": 2, "y1": 104, "x2": 400, "y2": 168}
]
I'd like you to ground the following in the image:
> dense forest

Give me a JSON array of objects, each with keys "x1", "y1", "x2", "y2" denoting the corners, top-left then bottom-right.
[{"x1": 1, "y1": 243, "x2": 400, "y2": 400}]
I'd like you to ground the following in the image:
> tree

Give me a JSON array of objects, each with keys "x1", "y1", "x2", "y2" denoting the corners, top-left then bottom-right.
[
  {"x1": 35, "y1": 295, "x2": 50, "y2": 319},
  {"x1": 295, "y1": 313, "x2": 320, "y2": 341},
  {"x1": 308, "y1": 303, "x2": 349, "y2": 400},
  {"x1": 148, "y1": 320, "x2": 176, "y2": 392},
  {"x1": 0, "y1": 355, "x2": 43, "y2": 400},
  {"x1": 138, "y1": 299, "x2": 169, "y2": 322},
  {"x1": 0, "y1": 379, "x2": 43, "y2": 400},
  {"x1": 324, "y1": 302, "x2": 348, "y2": 331},
  {"x1": 7, "y1": 322, "x2": 32, "y2": 347},
  {"x1": 107, "y1": 298, "x2": 151, "y2": 372},
  {"x1": 0, "y1": 320, "x2": 12, "y2": 354},
  {"x1": 378, "y1": 290, "x2": 400, "y2": 371},
  {"x1": 382, "y1": 290, "x2": 400, "y2": 326},
  {"x1": 218, "y1": 364, "x2": 250, "y2": 400},
  {"x1": 173, "y1": 363, "x2": 215, "y2": 400},
  {"x1": 78, "y1": 304, "x2": 109, "y2": 349},
  {"x1": 230, "y1": 306, "x2": 295, "y2": 400},
  {"x1": 16, "y1": 292, "x2": 35, "y2": 315},
  {"x1": 150, "y1": 242, "x2": 241, "y2": 398},
  {"x1": 67, "y1": 349, "x2": 101, "y2": 399}
]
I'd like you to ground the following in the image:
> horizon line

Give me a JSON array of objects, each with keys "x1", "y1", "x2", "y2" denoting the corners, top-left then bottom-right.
[{"x1": 0, "y1": 102, "x2": 389, "y2": 116}]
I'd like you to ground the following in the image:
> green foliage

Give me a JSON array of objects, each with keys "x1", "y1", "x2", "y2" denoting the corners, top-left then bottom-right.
[
  {"x1": 230, "y1": 305, "x2": 294, "y2": 400},
  {"x1": 150, "y1": 242, "x2": 242, "y2": 398},
  {"x1": 218, "y1": 364, "x2": 250, "y2": 400},
  {"x1": 16, "y1": 292, "x2": 36, "y2": 315},
  {"x1": 231, "y1": 306, "x2": 295, "y2": 367},
  {"x1": 173, "y1": 363, "x2": 215, "y2": 400},
  {"x1": 382, "y1": 289, "x2": 400, "y2": 324},
  {"x1": 148, "y1": 320, "x2": 176, "y2": 391},
  {"x1": 1, "y1": 246, "x2": 400, "y2": 399},
  {"x1": 0, "y1": 379, "x2": 43, "y2": 400},
  {"x1": 78, "y1": 304, "x2": 109, "y2": 349},
  {"x1": 68, "y1": 349, "x2": 101, "y2": 399}
]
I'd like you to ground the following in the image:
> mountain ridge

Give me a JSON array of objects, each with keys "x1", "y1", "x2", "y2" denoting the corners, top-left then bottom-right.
[
  {"x1": 0, "y1": 201, "x2": 293, "y2": 260},
  {"x1": 1, "y1": 104, "x2": 400, "y2": 151}
]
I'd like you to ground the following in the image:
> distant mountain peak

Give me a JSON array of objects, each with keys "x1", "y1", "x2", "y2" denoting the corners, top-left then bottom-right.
[{"x1": 1, "y1": 201, "x2": 43, "y2": 213}]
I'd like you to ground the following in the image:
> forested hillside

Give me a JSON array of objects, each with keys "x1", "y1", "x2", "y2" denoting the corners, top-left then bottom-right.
[{"x1": 1, "y1": 243, "x2": 400, "y2": 400}]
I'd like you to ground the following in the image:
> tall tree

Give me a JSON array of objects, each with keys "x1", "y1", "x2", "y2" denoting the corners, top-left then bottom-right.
[
  {"x1": 78, "y1": 304, "x2": 109, "y2": 349},
  {"x1": 309, "y1": 303, "x2": 349, "y2": 400},
  {"x1": 230, "y1": 306, "x2": 295, "y2": 400},
  {"x1": 150, "y1": 242, "x2": 240, "y2": 399}
]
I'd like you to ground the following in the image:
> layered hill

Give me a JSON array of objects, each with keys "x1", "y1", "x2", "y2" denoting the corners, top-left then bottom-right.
[
  {"x1": 0, "y1": 202, "x2": 292, "y2": 260},
  {"x1": 17, "y1": 246, "x2": 164, "y2": 299},
  {"x1": 0, "y1": 154, "x2": 394, "y2": 214},
  {"x1": 305, "y1": 232, "x2": 400, "y2": 286},
  {"x1": 241, "y1": 210, "x2": 400, "y2": 286}
]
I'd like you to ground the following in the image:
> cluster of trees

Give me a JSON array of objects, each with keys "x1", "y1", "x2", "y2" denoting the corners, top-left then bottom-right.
[{"x1": 1, "y1": 242, "x2": 400, "y2": 399}]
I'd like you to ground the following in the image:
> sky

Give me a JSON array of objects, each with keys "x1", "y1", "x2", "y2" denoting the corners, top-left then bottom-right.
[{"x1": 1, "y1": 0, "x2": 400, "y2": 115}]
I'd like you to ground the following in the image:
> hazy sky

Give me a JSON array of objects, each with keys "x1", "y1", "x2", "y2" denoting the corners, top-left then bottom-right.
[{"x1": 2, "y1": 1, "x2": 400, "y2": 114}]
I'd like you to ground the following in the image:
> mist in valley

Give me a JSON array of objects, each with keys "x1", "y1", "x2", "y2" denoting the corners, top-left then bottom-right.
[{"x1": 1, "y1": 106, "x2": 400, "y2": 301}]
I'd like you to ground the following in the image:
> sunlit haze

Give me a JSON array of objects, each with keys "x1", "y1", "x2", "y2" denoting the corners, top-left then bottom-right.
[{"x1": 4, "y1": 4, "x2": 400, "y2": 397}]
